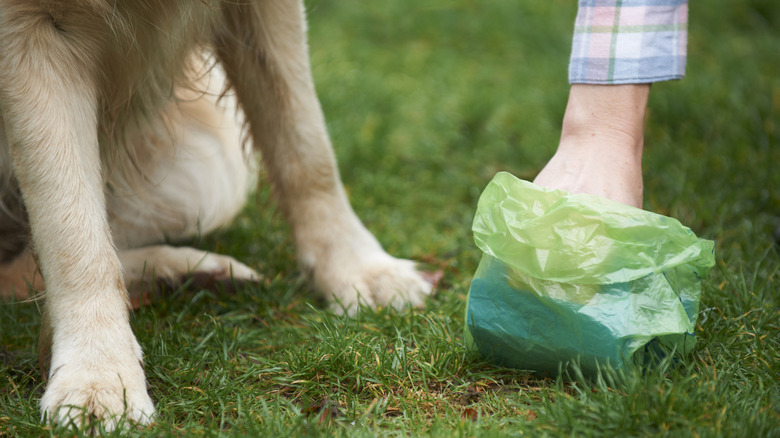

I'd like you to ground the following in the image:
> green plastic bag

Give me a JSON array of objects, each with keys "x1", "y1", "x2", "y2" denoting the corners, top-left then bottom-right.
[{"x1": 465, "y1": 172, "x2": 715, "y2": 375}]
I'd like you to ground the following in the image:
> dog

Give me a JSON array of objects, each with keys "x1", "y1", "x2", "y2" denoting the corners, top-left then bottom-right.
[{"x1": 0, "y1": 0, "x2": 433, "y2": 430}]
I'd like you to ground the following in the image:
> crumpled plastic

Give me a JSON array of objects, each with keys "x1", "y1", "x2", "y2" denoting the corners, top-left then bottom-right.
[{"x1": 465, "y1": 172, "x2": 715, "y2": 375}]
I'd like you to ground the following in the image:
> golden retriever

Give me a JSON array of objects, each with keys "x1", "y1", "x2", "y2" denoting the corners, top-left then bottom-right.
[{"x1": 0, "y1": 0, "x2": 432, "y2": 430}]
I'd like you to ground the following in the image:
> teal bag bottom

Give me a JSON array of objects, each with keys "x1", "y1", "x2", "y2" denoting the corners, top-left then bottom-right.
[
  {"x1": 465, "y1": 173, "x2": 715, "y2": 375},
  {"x1": 466, "y1": 255, "x2": 698, "y2": 375}
]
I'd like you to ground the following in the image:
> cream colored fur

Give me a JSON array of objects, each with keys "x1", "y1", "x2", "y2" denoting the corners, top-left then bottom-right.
[{"x1": 0, "y1": 0, "x2": 432, "y2": 430}]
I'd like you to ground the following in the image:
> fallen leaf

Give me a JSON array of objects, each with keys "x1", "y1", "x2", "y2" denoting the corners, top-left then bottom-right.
[{"x1": 462, "y1": 407, "x2": 479, "y2": 421}]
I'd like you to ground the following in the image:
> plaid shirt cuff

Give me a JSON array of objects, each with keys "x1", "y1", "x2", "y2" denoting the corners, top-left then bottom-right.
[{"x1": 569, "y1": 0, "x2": 688, "y2": 84}]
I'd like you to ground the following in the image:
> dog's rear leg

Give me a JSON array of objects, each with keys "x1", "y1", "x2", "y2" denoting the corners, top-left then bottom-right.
[
  {"x1": 0, "y1": 247, "x2": 42, "y2": 300},
  {"x1": 120, "y1": 246, "x2": 260, "y2": 308},
  {"x1": 0, "y1": 7, "x2": 153, "y2": 430},
  {"x1": 216, "y1": 1, "x2": 433, "y2": 314}
]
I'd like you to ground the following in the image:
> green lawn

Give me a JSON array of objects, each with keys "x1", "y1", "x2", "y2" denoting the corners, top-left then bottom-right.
[{"x1": 1, "y1": 0, "x2": 778, "y2": 436}]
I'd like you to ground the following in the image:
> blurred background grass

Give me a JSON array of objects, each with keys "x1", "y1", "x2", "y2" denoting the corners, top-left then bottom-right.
[{"x1": 1, "y1": 0, "x2": 777, "y2": 436}]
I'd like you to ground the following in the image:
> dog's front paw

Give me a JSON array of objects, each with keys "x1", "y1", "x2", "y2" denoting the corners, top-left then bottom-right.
[
  {"x1": 41, "y1": 339, "x2": 154, "y2": 432},
  {"x1": 314, "y1": 252, "x2": 435, "y2": 315}
]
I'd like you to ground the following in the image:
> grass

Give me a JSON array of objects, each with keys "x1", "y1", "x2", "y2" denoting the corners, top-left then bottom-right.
[{"x1": 1, "y1": 0, "x2": 778, "y2": 436}]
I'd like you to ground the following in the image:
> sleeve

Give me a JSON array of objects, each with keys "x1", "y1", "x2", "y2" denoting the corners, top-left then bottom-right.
[{"x1": 568, "y1": 0, "x2": 688, "y2": 85}]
